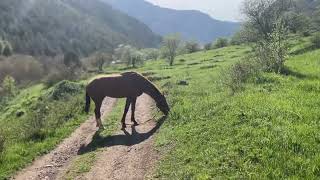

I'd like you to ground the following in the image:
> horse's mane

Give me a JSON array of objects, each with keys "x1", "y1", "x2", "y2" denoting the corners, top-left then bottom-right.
[
  {"x1": 122, "y1": 72, "x2": 163, "y2": 99},
  {"x1": 88, "y1": 74, "x2": 122, "y2": 83}
]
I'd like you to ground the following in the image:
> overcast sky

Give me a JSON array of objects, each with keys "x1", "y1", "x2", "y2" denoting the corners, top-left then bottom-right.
[{"x1": 145, "y1": 0, "x2": 245, "y2": 22}]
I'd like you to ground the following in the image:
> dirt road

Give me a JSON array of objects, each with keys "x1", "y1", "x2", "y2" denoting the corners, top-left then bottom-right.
[
  {"x1": 13, "y1": 98, "x2": 117, "y2": 180},
  {"x1": 76, "y1": 94, "x2": 164, "y2": 180},
  {"x1": 14, "y1": 94, "x2": 165, "y2": 180}
]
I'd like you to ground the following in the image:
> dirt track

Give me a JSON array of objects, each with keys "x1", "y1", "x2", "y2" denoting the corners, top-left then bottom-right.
[
  {"x1": 13, "y1": 94, "x2": 164, "y2": 180},
  {"x1": 13, "y1": 98, "x2": 117, "y2": 180}
]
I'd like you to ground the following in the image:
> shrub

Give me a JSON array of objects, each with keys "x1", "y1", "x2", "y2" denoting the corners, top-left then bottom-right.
[
  {"x1": 311, "y1": 33, "x2": 320, "y2": 48},
  {"x1": 22, "y1": 90, "x2": 84, "y2": 141},
  {"x1": 2, "y1": 75, "x2": 16, "y2": 97},
  {"x1": 204, "y1": 43, "x2": 212, "y2": 51},
  {"x1": 213, "y1": 38, "x2": 229, "y2": 49},
  {"x1": 255, "y1": 21, "x2": 289, "y2": 74},
  {"x1": 184, "y1": 41, "x2": 200, "y2": 53},
  {"x1": 2, "y1": 43, "x2": 13, "y2": 57},
  {"x1": 221, "y1": 58, "x2": 259, "y2": 93},
  {"x1": 47, "y1": 80, "x2": 82, "y2": 100}
]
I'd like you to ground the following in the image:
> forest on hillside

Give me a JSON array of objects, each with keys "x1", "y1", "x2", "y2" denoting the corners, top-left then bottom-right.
[{"x1": 0, "y1": 0, "x2": 160, "y2": 57}]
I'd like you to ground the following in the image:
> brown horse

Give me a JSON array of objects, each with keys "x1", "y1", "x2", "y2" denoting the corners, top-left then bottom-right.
[{"x1": 85, "y1": 72, "x2": 170, "y2": 129}]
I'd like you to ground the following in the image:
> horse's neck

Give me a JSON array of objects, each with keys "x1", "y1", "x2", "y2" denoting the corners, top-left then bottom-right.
[{"x1": 143, "y1": 81, "x2": 161, "y2": 102}]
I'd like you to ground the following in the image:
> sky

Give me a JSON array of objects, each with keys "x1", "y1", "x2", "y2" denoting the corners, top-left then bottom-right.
[{"x1": 145, "y1": 0, "x2": 245, "y2": 22}]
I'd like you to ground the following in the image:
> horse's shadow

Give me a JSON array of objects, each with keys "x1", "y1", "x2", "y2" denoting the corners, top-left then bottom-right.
[{"x1": 78, "y1": 116, "x2": 167, "y2": 155}]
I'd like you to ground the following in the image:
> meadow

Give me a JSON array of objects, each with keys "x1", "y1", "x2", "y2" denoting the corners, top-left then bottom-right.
[{"x1": 0, "y1": 36, "x2": 319, "y2": 179}]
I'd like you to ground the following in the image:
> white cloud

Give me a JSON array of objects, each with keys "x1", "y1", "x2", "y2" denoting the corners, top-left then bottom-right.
[{"x1": 145, "y1": 0, "x2": 245, "y2": 22}]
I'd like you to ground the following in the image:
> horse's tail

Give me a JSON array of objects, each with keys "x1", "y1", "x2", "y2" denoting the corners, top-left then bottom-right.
[{"x1": 85, "y1": 91, "x2": 91, "y2": 114}]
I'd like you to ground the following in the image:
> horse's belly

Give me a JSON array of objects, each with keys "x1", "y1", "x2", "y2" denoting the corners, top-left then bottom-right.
[{"x1": 103, "y1": 84, "x2": 142, "y2": 98}]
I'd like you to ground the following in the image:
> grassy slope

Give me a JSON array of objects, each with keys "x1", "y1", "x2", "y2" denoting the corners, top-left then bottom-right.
[
  {"x1": 0, "y1": 83, "x2": 89, "y2": 178},
  {"x1": 1, "y1": 40, "x2": 319, "y2": 179},
  {"x1": 67, "y1": 44, "x2": 320, "y2": 179},
  {"x1": 149, "y1": 48, "x2": 320, "y2": 178}
]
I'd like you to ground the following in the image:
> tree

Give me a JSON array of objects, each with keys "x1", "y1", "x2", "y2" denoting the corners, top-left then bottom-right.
[
  {"x1": 130, "y1": 51, "x2": 144, "y2": 68},
  {"x1": 141, "y1": 48, "x2": 160, "y2": 61},
  {"x1": 255, "y1": 20, "x2": 289, "y2": 73},
  {"x1": 204, "y1": 43, "x2": 212, "y2": 51},
  {"x1": 63, "y1": 51, "x2": 82, "y2": 79},
  {"x1": 213, "y1": 38, "x2": 229, "y2": 49},
  {"x1": 2, "y1": 42, "x2": 13, "y2": 57},
  {"x1": 91, "y1": 52, "x2": 113, "y2": 72},
  {"x1": 63, "y1": 51, "x2": 81, "y2": 70},
  {"x1": 242, "y1": 0, "x2": 292, "y2": 73},
  {"x1": 241, "y1": 0, "x2": 292, "y2": 40},
  {"x1": 230, "y1": 30, "x2": 248, "y2": 45},
  {"x1": 184, "y1": 41, "x2": 200, "y2": 53},
  {"x1": 114, "y1": 45, "x2": 143, "y2": 68},
  {"x1": 161, "y1": 34, "x2": 181, "y2": 66},
  {"x1": 283, "y1": 12, "x2": 311, "y2": 33}
]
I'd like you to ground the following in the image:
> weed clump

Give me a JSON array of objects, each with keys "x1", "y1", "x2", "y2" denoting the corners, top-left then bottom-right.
[
  {"x1": 221, "y1": 59, "x2": 259, "y2": 93},
  {"x1": 47, "y1": 80, "x2": 83, "y2": 100}
]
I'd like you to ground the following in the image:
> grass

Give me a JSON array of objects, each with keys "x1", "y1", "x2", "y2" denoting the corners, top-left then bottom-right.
[
  {"x1": 0, "y1": 81, "x2": 89, "y2": 179},
  {"x1": 1, "y1": 37, "x2": 319, "y2": 179},
  {"x1": 149, "y1": 48, "x2": 320, "y2": 178},
  {"x1": 104, "y1": 42, "x2": 320, "y2": 179}
]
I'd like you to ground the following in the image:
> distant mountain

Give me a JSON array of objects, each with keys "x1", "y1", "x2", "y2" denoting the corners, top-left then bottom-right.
[
  {"x1": 0, "y1": 0, "x2": 161, "y2": 56},
  {"x1": 103, "y1": 0, "x2": 240, "y2": 43}
]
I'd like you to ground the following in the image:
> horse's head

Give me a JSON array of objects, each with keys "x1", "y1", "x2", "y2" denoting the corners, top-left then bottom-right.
[{"x1": 156, "y1": 94, "x2": 170, "y2": 116}]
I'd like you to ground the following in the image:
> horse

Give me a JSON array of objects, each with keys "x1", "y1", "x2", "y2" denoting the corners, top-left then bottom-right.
[{"x1": 84, "y1": 72, "x2": 170, "y2": 130}]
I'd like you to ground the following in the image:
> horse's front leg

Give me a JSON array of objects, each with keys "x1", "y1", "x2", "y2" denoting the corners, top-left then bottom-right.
[
  {"x1": 94, "y1": 100, "x2": 104, "y2": 130},
  {"x1": 131, "y1": 97, "x2": 138, "y2": 126},
  {"x1": 121, "y1": 98, "x2": 131, "y2": 130}
]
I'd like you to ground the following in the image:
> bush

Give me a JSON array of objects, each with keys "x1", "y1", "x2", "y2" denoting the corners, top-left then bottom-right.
[
  {"x1": 311, "y1": 33, "x2": 320, "y2": 48},
  {"x1": 213, "y1": 38, "x2": 229, "y2": 49},
  {"x1": 2, "y1": 76, "x2": 16, "y2": 97},
  {"x1": 47, "y1": 80, "x2": 82, "y2": 100},
  {"x1": 221, "y1": 59, "x2": 259, "y2": 93},
  {"x1": 255, "y1": 21, "x2": 289, "y2": 74},
  {"x1": 22, "y1": 90, "x2": 84, "y2": 141},
  {"x1": 2, "y1": 43, "x2": 12, "y2": 57},
  {"x1": 204, "y1": 43, "x2": 212, "y2": 51},
  {"x1": 184, "y1": 41, "x2": 200, "y2": 53}
]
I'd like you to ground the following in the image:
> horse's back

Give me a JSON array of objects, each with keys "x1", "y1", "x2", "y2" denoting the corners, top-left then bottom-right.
[{"x1": 86, "y1": 73, "x2": 144, "y2": 99}]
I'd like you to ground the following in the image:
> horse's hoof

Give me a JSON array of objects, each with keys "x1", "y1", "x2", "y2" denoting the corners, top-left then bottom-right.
[{"x1": 133, "y1": 122, "x2": 139, "y2": 126}]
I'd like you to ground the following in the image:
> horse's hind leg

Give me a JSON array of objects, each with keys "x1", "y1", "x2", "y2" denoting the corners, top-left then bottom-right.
[
  {"x1": 94, "y1": 100, "x2": 104, "y2": 129},
  {"x1": 121, "y1": 98, "x2": 131, "y2": 130},
  {"x1": 131, "y1": 97, "x2": 138, "y2": 126}
]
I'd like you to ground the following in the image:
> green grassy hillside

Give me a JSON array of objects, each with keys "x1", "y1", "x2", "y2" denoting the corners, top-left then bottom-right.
[
  {"x1": 108, "y1": 42, "x2": 320, "y2": 179},
  {"x1": 145, "y1": 48, "x2": 320, "y2": 179},
  {"x1": 0, "y1": 81, "x2": 89, "y2": 178},
  {"x1": 1, "y1": 38, "x2": 319, "y2": 178}
]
